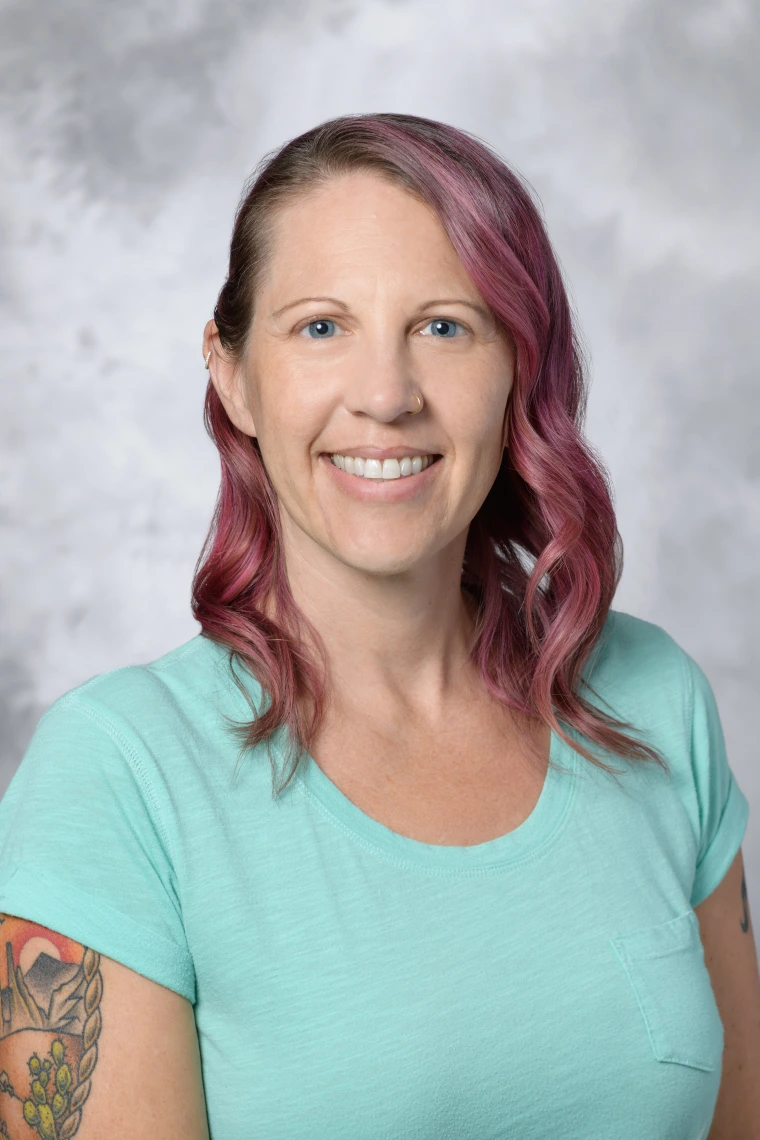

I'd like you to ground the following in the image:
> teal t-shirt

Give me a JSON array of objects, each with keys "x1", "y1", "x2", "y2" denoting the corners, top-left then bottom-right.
[{"x1": 0, "y1": 609, "x2": 750, "y2": 1139}]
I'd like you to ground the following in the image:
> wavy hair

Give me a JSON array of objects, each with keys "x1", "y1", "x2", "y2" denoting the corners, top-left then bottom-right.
[{"x1": 192, "y1": 112, "x2": 666, "y2": 796}]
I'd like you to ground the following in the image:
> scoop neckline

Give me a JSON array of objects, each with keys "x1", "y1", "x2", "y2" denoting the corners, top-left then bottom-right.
[{"x1": 296, "y1": 727, "x2": 578, "y2": 871}]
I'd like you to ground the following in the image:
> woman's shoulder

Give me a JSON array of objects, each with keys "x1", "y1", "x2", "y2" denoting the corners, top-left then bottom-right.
[
  {"x1": 588, "y1": 607, "x2": 693, "y2": 697},
  {"x1": 42, "y1": 632, "x2": 246, "y2": 735},
  {"x1": 2, "y1": 633, "x2": 252, "y2": 844},
  {"x1": 582, "y1": 607, "x2": 710, "y2": 753},
  {"x1": 10, "y1": 633, "x2": 256, "y2": 803}
]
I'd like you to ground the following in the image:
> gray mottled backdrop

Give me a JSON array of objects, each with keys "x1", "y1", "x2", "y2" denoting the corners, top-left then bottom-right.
[{"x1": 1, "y1": 0, "x2": 758, "y2": 924}]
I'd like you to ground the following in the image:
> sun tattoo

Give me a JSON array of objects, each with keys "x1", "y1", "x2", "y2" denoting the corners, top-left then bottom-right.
[{"x1": 0, "y1": 915, "x2": 102, "y2": 1139}]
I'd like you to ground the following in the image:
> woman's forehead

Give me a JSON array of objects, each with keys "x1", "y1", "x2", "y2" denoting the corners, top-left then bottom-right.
[{"x1": 260, "y1": 175, "x2": 470, "y2": 296}]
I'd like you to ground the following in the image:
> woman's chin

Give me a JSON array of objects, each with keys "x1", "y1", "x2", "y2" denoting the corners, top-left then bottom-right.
[{"x1": 330, "y1": 540, "x2": 432, "y2": 578}]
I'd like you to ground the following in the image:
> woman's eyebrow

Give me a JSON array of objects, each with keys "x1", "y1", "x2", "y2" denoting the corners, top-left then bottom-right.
[
  {"x1": 417, "y1": 299, "x2": 491, "y2": 319},
  {"x1": 270, "y1": 296, "x2": 490, "y2": 319},
  {"x1": 271, "y1": 295, "x2": 350, "y2": 319}
]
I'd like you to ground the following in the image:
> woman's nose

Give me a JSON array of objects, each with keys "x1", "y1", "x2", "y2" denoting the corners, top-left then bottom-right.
[{"x1": 343, "y1": 337, "x2": 419, "y2": 423}]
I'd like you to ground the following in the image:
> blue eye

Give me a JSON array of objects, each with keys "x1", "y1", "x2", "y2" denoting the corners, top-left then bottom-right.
[
  {"x1": 421, "y1": 318, "x2": 461, "y2": 338},
  {"x1": 302, "y1": 319, "x2": 337, "y2": 338}
]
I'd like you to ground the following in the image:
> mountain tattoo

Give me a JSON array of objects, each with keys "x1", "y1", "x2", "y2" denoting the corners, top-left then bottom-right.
[{"x1": 0, "y1": 915, "x2": 102, "y2": 1139}]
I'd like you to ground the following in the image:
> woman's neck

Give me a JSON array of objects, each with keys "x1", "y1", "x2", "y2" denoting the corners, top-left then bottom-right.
[{"x1": 278, "y1": 513, "x2": 476, "y2": 717}]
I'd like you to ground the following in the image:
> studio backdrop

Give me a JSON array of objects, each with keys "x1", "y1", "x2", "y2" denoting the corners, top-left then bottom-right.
[{"x1": 1, "y1": 0, "x2": 757, "y2": 935}]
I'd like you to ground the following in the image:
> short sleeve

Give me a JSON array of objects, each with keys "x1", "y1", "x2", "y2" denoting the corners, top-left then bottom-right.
[
  {"x1": 0, "y1": 693, "x2": 196, "y2": 1002},
  {"x1": 684, "y1": 653, "x2": 751, "y2": 909}
]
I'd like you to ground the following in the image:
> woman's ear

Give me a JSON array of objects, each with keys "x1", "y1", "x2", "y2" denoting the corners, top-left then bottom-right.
[{"x1": 202, "y1": 319, "x2": 257, "y2": 437}]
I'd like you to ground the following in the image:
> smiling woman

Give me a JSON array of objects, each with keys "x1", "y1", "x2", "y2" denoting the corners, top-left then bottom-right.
[{"x1": 0, "y1": 113, "x2": 757, "y2": 1140}]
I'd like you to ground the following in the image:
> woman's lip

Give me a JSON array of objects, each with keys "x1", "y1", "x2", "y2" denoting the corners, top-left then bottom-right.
[
  {"x1": 318, "y1": 452, "x2": 442, "y2": 499},
  {"x1": 320, "y1": 447, "x2": 441, "y2": 460}
]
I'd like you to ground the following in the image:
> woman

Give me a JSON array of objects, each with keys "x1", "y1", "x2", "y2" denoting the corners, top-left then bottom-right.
[{"x1": 0, "y1": 113, "x2": 756, "y2": 1139}]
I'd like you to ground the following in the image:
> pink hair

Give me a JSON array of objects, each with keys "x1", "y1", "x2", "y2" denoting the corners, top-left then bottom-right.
[{"x1": 192, "y1": 112, "x2": 665, "y2": 795}]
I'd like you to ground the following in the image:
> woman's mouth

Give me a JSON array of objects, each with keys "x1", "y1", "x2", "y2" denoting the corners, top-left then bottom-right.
[{"x1": 326, "y1": 453, "x2": 439, "y2": 480}]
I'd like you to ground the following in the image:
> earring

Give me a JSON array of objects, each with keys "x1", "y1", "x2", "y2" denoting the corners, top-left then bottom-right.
[
  {"x1": 409, "y1": 392, "x2": 423, "y2": 415},
  {"x1": 204, "y1": 351, "x2": 211, "y2": 369}
]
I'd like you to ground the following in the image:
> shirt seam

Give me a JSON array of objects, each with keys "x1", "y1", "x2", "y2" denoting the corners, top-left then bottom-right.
[
  {"x1": 0, "y1": 864, "x2": 196, "y2": 1003},
  {"x1": 53, "y1": 692, "x2": 178, "y2": 871},
  {"x1": 0, "y1": 863, "x2": 192, "y2": 962},
  {"x1": 296, "y1": 763, "x2": 579, "y2": 879},
  {"x1": 680, "y1": 649, "x2": 714, "y2": 883},
  {"x1": 676, "y1": 647, "x2": 705, "y2": 902},
  {"x1": 679, "y1": 646, "x2": 696, "y2": 757}
]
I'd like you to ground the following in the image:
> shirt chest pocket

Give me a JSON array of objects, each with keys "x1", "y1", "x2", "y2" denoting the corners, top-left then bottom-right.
[{"x1": 609, "y1": 910, "x2": 724, "y2": 1072}]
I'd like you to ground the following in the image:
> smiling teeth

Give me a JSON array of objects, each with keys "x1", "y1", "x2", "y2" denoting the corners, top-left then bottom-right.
[{"x1": 330, "y1": 454, "x2": 435, "y2": 479}]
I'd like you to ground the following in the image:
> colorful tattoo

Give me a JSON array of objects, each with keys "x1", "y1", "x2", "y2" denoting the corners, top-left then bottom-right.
[{"x1": 0, "y1": 916, "x2": 102, "y2": 1139}]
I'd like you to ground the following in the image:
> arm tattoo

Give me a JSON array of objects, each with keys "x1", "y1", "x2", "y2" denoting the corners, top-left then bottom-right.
[
  {"x1": 740, "y1": 869, "x2": 750, "y2": 933},
  {"x1": 0, "y1": 915, "x2": 102, "y2": 1139}
]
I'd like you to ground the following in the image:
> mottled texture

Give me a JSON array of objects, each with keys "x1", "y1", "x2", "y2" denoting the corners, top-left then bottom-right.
[{"x1": 0, "y1": 0, "x2": 757, "y2": 924}]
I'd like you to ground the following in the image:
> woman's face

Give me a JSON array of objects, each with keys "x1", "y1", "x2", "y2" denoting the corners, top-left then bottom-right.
[{"x1": 208, "y1": 171, "x2": 515, "y2": 578}]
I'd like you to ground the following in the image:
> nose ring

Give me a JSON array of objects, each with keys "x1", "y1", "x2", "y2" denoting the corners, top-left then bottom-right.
[{"x1": 409, "y1": 392, "x2": 423, "y2": 415}]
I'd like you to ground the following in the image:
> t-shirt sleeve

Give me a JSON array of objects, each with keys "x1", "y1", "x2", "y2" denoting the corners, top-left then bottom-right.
[
  {"x1": 683, "y1": 651, "x2": 751, "y2": 909},
  {"x1": 0, "y1": 692, "x2": 196, "y2": 1003}
]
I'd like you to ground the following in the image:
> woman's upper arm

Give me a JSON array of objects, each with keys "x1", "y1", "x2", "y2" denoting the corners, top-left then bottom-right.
[
  {"x1": 0, "y1": 913, "x2": 209, "y2": 1140},
  {"x1": 694, "y1": 848, "x2": 760, "y2": 1139}
]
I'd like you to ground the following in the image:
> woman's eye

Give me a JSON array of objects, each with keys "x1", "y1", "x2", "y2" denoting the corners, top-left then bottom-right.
[
  {"x1": 299, "y1": 319, "x2": 338, "y2": 339},
  {"x1": 419, "y1": 318, "x2": 463, "y2": 338}
]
